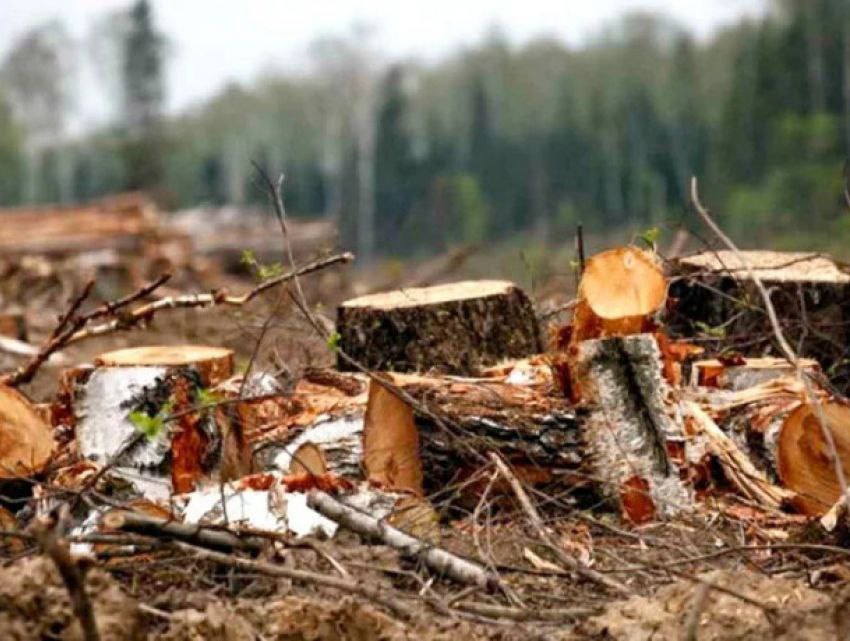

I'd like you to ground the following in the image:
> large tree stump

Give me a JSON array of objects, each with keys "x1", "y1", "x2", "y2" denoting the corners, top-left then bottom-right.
[
  {"x1": 572, "y1": 334, "x2": 691, "y2": 523},
  {"x1": 71, "y1": 345, "x2": 240, "y2": 497},
  {"x1": 668, "y1": 250, "x2": 850, "y2": 391},
  {"x1": 336, "y1": 280, "x2": 542, "y2": 375}
]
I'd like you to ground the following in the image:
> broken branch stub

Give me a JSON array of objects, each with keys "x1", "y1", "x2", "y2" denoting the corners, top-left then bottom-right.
[{"x1": 336, "y1": 280, "x2": 541, "y2": 375}]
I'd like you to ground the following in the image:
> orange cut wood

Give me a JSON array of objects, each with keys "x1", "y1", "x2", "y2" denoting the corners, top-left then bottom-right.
[
  {"x1": 0, "y1": 385, "x2": 53, "y2": 478},
  {"x1": 778, "y1": 402, "x2": 850, "y2": 515},
  {"x1": 579, "y1": 247, "x2": 666, "y2": 321},
  {"x1": 95, "y1": 345, "x2": 234, "y2": 386},
  {"x1": 363, "y1": 377, "x2": 424, "y2": 496}
]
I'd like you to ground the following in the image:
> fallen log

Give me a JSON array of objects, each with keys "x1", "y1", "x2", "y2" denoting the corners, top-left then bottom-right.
[
  {"x1": 394, "y1": 373, "x2": 583, "y2": 496},
  {"x1": 336, "y1": 280, "x2": 541, "y2": 375},
  {"x1": 571, "y1": 334, "x2": 691, "y2": 523},
  {"x1": 306, "y1": 489, "x2": 499, "y2": 589}
]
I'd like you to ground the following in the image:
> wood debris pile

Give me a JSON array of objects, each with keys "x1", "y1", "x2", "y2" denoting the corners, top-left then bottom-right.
[{"x1": 3, "y1": 236, "x2": 850, "y2": 633}]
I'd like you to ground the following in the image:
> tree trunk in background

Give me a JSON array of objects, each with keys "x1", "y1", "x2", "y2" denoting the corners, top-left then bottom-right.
[
  {"x1": 355, "y1": 71, "x2": 376, "y2": 265},
  {"x1": 844, "y1": 2, "x2": 850, "y2": 157},
  {"x1": 805, "y1": 0, "x2": 826, "y2": 114}
]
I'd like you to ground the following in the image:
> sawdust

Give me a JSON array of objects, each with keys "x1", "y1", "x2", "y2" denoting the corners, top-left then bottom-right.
[
  {"x1": 582, "y1": 569, "x2": 850, "y2": 641},
  {"x1": 0, "y1": 556, "x2": 143, "y2": 640}
]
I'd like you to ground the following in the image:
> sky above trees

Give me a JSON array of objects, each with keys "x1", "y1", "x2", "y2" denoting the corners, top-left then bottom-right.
[{"x1": 3, "y1": 0, "x2": 767, "y2": 127}]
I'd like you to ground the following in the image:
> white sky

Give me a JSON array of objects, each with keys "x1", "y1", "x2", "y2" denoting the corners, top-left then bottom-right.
[{"x1": 2, "y1": 0, "x2": 768, "y2": 130}]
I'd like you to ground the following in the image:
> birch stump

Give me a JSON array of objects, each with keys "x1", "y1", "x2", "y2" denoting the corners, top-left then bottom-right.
[
  {"x1": 572, "y1": 334, "x2": 691, "y2": 523},
  {"x1": 336, "y1": 280, "x2": 541, "y2": 375},
  {"x1": 72, "y1": 345, "x2": 240, "y2": 497}
]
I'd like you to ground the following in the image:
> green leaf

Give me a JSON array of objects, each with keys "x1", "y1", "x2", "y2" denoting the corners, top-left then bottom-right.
[
  {"x1": 695, "y1": 321, "x2": 726, "y2": 338},
  {"x1": 240, "y1": 249, "x2": 257, "y2": 267},
  {"x1": 195, "y1": 387, "x2": 221, "y2": 409},
  {"x1": 129, "y1": 410, "x2": 164, "y2": 439},
  {"x1": 326, "y1": 331, "x2": 341, "y2": 352},
  {"x1": 639, "y1": 227, "x2": 660, "y2": 247}
]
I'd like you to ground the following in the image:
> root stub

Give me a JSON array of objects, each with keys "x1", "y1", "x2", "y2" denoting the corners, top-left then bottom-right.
[{"x1": 336, "y1": 280, "x2": 541, "y2": 375}]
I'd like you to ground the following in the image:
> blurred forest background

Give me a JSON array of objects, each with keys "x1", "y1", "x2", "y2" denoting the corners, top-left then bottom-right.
[{"x1": 1, "y1": 0, "x2": 850, "y2": 262}]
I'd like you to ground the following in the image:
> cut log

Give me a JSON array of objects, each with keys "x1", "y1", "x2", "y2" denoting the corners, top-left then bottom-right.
[
  {"x1": 336, "y1": 280, "x2": 541, "y2": 375},
  {"x1": 0, "y1": 193, "x2": 157, "y2": 257},
  {"x1": 0, "y1": 385, "x2": 54, "y2": 479},
  {"x1": 776, "y1": 402, "x2": 850, "y2": 516},
  {"x1": 668, "y1": 250, "x2": 850, "y2": 392},
  {"x1": 362, "y1": 377, "x2": 424, "y2": 496},
  {"x1": 571, "y1": 334, "x2": 691, "y2": 523},
  {"x1": 73, "y1": 345, "x2": 239, "y2": 497}
]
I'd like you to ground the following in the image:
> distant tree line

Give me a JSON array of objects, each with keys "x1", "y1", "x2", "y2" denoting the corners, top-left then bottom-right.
[{"x1": 0, "y1": 0, "x2": 849, "y2": 259}]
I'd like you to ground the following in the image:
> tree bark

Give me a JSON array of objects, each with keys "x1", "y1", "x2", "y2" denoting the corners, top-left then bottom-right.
[{"x1": 571, "y1": 334, "x2": 691, "y2": 523}]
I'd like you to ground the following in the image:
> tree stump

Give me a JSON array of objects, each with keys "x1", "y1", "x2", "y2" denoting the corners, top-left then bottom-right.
[
  {"x1": 555, "y1": 247, "x2": 667, "y2": 400},
  {"x1": 668, "y1": 250, "x2": 850, "y2": 391},
  {"x1": 72, "y1": 345, "x2": 239, "y2": 497},
  {"x1": 571, "y1": 334, "x2": 691, "y2": 523},
  {"x1": 336, "y1": 280, "x2": 542, "y2": 375}
]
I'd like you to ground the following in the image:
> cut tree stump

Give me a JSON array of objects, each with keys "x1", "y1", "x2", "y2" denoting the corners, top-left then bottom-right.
[
  {"x1": 571, "y1": 334, "x2": 691, "y2": 523},
  {"x1": 73, "y1": 345, "x2": 239, "y2": 497},
  {"x1": 555, "y1": 247, "x2": 667, "y2": 400},
  {"x1": 336, "y1": 280, "x2": 541, "y2": 375},
  {"x1": 668, "y1": 250, "x2": 850, "y2": 392},
  {"x1": 0, "y1": 385, "x2": 53, "y2": 480}
]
